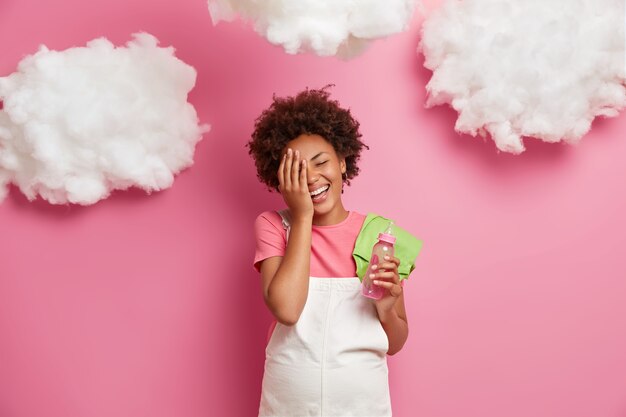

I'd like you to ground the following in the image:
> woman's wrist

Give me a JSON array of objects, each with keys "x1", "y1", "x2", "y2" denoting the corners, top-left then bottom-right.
[
  {"x1": 291, "y1": 212, "x2": 313, "y2": 225},
  {"x1": 376, "y1": 306, "x2": 399, "y2": 324}
]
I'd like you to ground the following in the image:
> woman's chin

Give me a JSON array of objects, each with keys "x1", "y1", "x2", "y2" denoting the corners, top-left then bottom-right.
[{"x1": 313, "y1": 195, "x2": 340, "y2": 216}]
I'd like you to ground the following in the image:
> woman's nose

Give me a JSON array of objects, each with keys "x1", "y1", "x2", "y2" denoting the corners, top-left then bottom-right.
[{"x1": 307, "y1": 164, "x2": 319, "y2": 183}]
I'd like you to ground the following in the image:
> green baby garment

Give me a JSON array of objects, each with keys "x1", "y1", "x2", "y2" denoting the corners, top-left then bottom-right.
[{"x1": 353, "y1": 213, "x2": 423, "y2": 282}]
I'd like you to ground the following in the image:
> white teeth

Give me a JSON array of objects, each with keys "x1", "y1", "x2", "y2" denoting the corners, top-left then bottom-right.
[{"x1": 310, "y1": 185, "x2": 329, "y2": 196}]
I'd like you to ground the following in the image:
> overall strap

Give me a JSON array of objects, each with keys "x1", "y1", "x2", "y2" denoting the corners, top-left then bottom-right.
[{"x1": 277, "y1": 209, "x2": 291, "y2": 242}]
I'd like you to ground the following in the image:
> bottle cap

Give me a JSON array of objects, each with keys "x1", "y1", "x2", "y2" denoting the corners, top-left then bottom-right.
[{"x1": 378, "y1": 220, "x2": 396, "y2": 244}]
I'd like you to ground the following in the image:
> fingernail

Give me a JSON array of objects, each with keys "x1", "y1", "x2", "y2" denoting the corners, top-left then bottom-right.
[
  {"x1": 384, "y1": 256, "x2": 389, "y2": 260},
  {"x1": 288, "y1": 149, "x2": 292, "y2": 155},
  {"x1": 373, "y1": 280, "x2": 379, "y2": 285},
  {"x1": 371, "y1": 264, "x2": 377, "y2": 270},
  {"x1": 295, "y1": 150, "x2": 299, "y2": 157},
  {"x1": 369, "y1": 273, "x2": 375, "y2": 279}
]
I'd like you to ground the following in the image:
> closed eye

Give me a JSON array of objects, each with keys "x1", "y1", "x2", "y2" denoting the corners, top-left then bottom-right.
[{"x1": 317, "y1": 161, "x2": 328, "y2": 166}]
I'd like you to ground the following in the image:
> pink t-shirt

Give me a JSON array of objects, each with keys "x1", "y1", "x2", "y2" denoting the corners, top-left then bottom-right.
[{"x1": 253, "y1": 210, "x2": 367, "y2": 278}]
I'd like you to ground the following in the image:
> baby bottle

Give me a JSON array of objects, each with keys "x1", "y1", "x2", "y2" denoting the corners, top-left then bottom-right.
[{"x1": 362, "y1": 220, "x2": 396, "y2": 300}]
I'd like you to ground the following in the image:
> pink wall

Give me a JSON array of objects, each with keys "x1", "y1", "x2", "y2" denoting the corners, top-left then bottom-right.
[{"x1": 1, "y1": 1, "x2": 625, "y2": 416}]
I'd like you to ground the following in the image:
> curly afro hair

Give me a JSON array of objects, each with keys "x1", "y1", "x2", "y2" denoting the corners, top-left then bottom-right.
[{"x1": 247, "y1": 85, "x2": 369, "y2": 192}]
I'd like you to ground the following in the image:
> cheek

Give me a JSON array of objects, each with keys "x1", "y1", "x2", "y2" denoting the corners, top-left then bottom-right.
[
  {"x1": 322, "y1": 164, "x2": 342, "y2": 179},
  {"x1": 327, "y1": 171, "x2": 341, "y2": 185}
]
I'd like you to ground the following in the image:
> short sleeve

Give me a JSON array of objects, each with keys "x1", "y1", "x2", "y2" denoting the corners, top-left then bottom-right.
[{"x1": 253, "y1": 211, "x2": 286, "y2": 272}]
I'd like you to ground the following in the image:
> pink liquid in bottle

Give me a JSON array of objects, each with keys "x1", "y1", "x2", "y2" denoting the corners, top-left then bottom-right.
[{"x1": 362, "y1": 221, "x2": 396, "y2": 300}]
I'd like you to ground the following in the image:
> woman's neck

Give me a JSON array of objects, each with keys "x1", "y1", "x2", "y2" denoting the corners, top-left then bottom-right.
[{"x1": 312, "y1": 205, "x2": 350, "y2": 226}]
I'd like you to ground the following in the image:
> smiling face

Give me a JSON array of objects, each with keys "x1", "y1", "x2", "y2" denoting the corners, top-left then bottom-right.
[{"x1": 283, "y1": 133, "x2": 348, "y2": 225}]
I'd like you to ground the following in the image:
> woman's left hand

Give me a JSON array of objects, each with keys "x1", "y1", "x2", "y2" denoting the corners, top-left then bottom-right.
[{"x1": 370, "y1": 255, "x2": 403, "y2": 316}]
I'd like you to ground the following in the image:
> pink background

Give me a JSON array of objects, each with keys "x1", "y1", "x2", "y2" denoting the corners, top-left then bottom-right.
[{"x1": 1, "y1": 1, "x2": 626, "y2": 416}]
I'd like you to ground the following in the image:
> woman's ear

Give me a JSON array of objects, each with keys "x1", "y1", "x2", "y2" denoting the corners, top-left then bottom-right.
[{"x1": 340, "y1": 158, "x2": 347, "y2": 194}]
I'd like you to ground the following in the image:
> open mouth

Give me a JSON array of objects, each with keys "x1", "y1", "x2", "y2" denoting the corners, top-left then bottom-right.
[{"x1": 310, "y1": 184, "x2": 330, "y2": 202}]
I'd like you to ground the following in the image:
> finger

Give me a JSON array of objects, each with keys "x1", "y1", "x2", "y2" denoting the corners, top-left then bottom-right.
[
  {"x1": 372, "y1": 280, "x2": 403, "y2": 297},
  {"x1": 277, "y1": 153, "x2": 286, "y2": 189},
  {"x1": 383, "y1": 255, "x2": 401, "y2": 266},
  {"x1": 375, "y1": 262, "x2": 398, "y2": 272},
  {"x1": 370, "y1": 268, "x2": 400, "y2": 284},
  {"x1": 291, "y1": 150, "x2": 300, "y2": 188},
  {"x1": 371, "y1": 264, "x2": 398, "y2": 284},
  {"x1": 300, "y1": 159, "x2": 308, "y2": 190},
  {"x1": 370, "y1": 271, "x2": 396, "y2": 280},
  {"x1": 284, "y1": 148, "x2": 293, "y2": 189}
]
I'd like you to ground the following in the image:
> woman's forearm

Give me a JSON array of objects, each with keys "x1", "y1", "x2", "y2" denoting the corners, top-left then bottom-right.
[
  {"x1": 378, "y1": 309, "x2": 409, "y2": 355},
  {"x1": 267, "y1": 216, "x2": 312, "y2": 325}
]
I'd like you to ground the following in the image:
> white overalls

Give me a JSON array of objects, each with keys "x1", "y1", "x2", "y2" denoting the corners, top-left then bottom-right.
[{"x1": 258, "y1": 211, "x2": 392, "y2": 417}]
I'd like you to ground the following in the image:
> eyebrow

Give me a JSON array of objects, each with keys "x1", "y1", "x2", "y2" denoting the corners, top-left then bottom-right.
[{"x1": 311, "y1": 152, "x2": 328, "y2": 161}]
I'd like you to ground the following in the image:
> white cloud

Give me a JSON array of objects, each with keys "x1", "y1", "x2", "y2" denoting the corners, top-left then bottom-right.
[
  {"x1": 419, "y1": 0, "x2": 626, "y2": 153},
  {"x1": 209, "y1": 0, "x2": 419, "y2": 58},
  {"x1": 0, "y1": 32, "x2": 208, "y2": 205}
]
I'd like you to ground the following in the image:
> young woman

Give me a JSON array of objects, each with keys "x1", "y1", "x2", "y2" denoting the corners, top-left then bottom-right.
[{"x1": 249, "y1": 87, "x2": 408, "y2": 417}]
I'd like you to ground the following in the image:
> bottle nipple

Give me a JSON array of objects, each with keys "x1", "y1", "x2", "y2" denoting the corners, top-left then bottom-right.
[{"x1": 378, "y1": 220, "x2": 396, "y2": 244}]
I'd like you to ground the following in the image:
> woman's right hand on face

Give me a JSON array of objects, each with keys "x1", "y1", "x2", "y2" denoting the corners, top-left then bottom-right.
[{"x1": 278, "y1": 148, "x2": 314, "y2": 222}]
